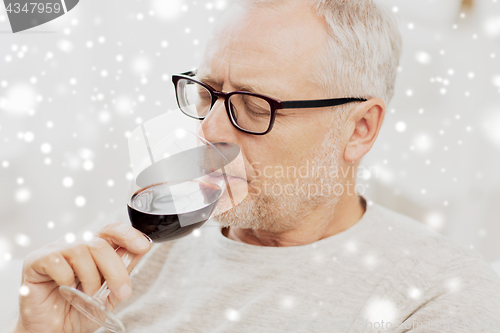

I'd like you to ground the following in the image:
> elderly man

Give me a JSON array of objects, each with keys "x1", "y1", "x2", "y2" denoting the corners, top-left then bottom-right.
[{"x1": 12, "y1": 0, "x2": 500, "y2": 332}]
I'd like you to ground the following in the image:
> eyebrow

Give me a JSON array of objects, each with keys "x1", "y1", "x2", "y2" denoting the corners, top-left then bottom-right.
[{"x1": 196, "y1": 74, "x2": 267, "y2": 96}]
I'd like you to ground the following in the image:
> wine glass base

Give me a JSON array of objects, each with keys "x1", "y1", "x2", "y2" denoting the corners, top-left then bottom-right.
[{"x1": 59, "y1": 285, "x2": 125, "y2": 333}]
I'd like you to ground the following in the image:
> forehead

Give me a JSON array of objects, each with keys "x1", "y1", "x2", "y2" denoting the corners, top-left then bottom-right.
[{"x1": 198, "y1": 1, "x2": 329, "y2": 99}]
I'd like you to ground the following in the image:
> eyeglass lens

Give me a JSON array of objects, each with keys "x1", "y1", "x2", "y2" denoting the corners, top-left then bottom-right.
[{"x1": 176, "y1": 78, "x2": 272, "y2": 134}]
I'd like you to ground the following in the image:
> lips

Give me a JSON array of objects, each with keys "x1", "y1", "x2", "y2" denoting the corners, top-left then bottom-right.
[
  {"x1": 206, "y1": 172, "x2": 245, "y2": 182},
  {"x1": 209, "y1": 171, "x2": 242, "y2": 179}
]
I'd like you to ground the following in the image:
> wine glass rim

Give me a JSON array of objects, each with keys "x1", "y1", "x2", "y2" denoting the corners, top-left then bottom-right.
[{"x1": 127, "y1": 179, "x2": 224, "y2": 215}]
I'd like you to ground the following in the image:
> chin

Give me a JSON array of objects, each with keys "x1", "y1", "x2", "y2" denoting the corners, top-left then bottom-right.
[{"x1": 212, "y1": 197, "x2": 298, "y2": 233}]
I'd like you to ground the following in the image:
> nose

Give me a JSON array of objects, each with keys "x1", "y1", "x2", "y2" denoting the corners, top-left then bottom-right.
[{"x1": 196, "y1": 96, "x2": 237, "y2": 145}]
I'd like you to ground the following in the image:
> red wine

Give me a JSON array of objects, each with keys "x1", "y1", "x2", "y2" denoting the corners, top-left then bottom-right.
[{"x1": 127, "y1": 180, "x2": 222, "y2": 242}]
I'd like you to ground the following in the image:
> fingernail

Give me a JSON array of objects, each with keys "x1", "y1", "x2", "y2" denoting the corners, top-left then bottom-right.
[
  {"x1": 118, "y1": 284, "x2": 132, "y2": 299},
  {"x1": 134, "y1": 237, "x2": 149, "y2": 250}
]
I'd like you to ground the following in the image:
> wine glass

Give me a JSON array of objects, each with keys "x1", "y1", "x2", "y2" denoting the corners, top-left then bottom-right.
[{"x1": 59, "y1": 111, "x2": 246, "y2": 332}]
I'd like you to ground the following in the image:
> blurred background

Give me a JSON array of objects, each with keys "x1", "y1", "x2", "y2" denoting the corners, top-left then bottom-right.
[{"x1": 0, "y1": 0, "x2": 499, "y2": 329}]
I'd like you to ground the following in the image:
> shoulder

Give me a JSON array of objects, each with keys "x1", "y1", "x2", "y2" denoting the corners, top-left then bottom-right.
[
  {"x1": 368, "y1": 201, "x2": 481, "y2": 260},
  {"x1": 365, "y1": 201, "x2": 499, "y2": 283},
  {"x1": 359, "y1": 202, "x2": 500, "y2": 327}
]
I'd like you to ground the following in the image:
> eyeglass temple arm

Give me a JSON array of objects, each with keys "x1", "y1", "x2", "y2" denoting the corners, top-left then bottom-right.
[{"x1": 282, "y1": 97, "x2": 367, "y2": 109}]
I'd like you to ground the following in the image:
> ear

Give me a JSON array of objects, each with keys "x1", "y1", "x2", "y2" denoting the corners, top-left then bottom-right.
[{"x1": 343, "y1": 98, "x2": 385, "y2": 163}]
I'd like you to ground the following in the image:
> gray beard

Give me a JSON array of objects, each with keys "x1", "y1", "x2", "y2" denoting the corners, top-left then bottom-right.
[{"x1": 214, "y1": 129, "x2": 345, "y2": 233}]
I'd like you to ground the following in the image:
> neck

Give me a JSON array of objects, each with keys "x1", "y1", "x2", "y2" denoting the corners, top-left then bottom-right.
[{"x1": 222, "y1": 194, "x2": 366, "y2": 247}]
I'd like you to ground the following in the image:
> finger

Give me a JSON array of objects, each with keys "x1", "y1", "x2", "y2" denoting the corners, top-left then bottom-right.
[
  {"x1": 96, "y1": 221, "x2": 151, "y2": 255},
  {"x1": 32, "y1": 251, "x2": 75, "y2": 288},
  {"x1": 105, "y1": 251, "x2": 148, "y2": 310},
  {"x1": 116, "y1": 247, "x2": 148, "y2": 274},
  {"x1": 87, "y1": 237, "x2": 133, "y2": 300},
  {"x1": 60, "y1": 244, "x2": 102, "y2": 296}
]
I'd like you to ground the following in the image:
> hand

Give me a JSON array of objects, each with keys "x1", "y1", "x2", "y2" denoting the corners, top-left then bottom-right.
[{"x1": 15, "y1": 221, "x2": 152, "y2": 333}]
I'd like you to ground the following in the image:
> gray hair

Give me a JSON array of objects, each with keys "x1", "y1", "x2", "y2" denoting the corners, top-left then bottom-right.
[
  {"x1": 313, "y1": 0, "x2": 402, "y2": 122},
  {"x1": 232, "y1": 0, "x2": 402, "y2": 124}
]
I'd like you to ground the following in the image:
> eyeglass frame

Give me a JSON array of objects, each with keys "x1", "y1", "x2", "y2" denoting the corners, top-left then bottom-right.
[{"x1": 172, "y1": 70, "x2": 368, "y2": 136}]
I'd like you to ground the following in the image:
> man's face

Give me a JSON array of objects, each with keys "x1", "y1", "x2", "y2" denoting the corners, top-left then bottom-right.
[{"x1": 197, "y1": 1, "x2": 349, "y2": 232}]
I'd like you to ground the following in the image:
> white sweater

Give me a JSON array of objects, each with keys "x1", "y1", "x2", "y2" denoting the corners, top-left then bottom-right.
[{"x1": 95, "y1": 196, "x2": 500, "y2": 332}]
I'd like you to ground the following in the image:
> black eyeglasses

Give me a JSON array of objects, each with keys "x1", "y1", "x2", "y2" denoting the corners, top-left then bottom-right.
[{"x1": 172, "y1": 70, "x2": 367, "y2": 135}]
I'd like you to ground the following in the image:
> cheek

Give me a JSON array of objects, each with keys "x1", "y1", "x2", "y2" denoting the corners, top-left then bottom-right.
[
  {"x1": 239, "y1": 117, "x2": 332, "y2": 178},
  {"x1": 246, "y1": 134, "x2": 292, "y2": 167},
  {"x1": 274, "y1": 127, "x2": 327, "y2": 163}
]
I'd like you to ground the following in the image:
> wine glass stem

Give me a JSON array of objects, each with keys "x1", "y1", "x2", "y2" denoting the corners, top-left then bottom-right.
[{"x1": 92, "y1": 248, "x2": 134, "y2": 304}]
